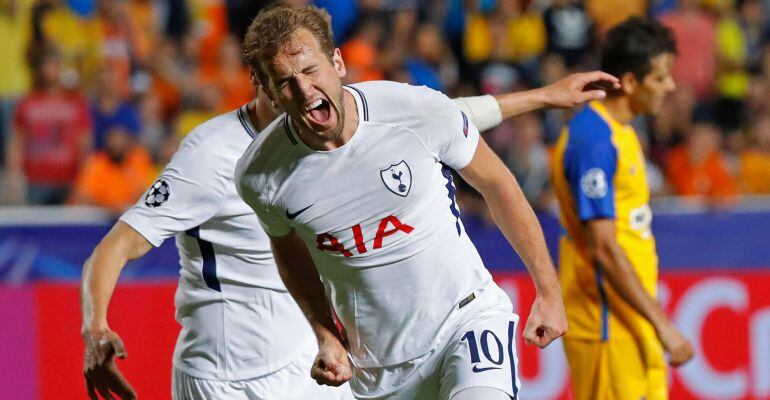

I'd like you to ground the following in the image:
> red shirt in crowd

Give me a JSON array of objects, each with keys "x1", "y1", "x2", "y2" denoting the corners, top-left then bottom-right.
[{"x1": 13, "y1": 91, "x2": 92, "y2": 186}]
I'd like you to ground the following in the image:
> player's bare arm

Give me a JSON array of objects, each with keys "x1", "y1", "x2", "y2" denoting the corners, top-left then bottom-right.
[
  {"x1": 268, "y1": 230, "x2": 352, "y2": 386},
  {"x1": 587, "y1": 219, "x2": 694, "y2": 366},
  {"x1": 454, "y1": 71, "x2": 620, "y2": 132},
  {"x1": 81, "y1": 221, "x2": 151, "y2": 400},
  {"x1": 496, "y1": 71, "x2": 620, "y2": 117},
  {"x1": 458, "y1": 137, "x2": 567, "y2": 349}
]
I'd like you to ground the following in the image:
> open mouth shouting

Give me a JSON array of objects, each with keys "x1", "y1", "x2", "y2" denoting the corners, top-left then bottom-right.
[{"x1": 303, "y1": 96, "x2": 337, "y2": 132}]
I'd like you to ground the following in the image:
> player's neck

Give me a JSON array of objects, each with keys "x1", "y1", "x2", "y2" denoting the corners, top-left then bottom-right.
[{"x1": 600, "y1": 95, "x2": 636, "y2": 126}]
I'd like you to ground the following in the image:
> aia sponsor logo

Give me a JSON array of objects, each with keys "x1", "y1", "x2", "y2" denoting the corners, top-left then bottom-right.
[{"x1": 316, "y1": 215, "x2": 414, "y2": 257}]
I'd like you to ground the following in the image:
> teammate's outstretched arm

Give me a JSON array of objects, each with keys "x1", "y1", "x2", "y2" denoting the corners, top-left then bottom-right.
[
  {"x1": 458, "y1": 137, "x2": 567, "y2": 348},
  {"x1": 81, "y1": 221, "x2": 150, "y2": 400},
  {"x1": 454, "y1": 71, "x2": 620, "y2": 132},
  {"x1": 268, "y1": 231, "x2": 352, "y2": 386},
  {"x1": 587, "y1": 219, "x2": 694, "y2": 366}
]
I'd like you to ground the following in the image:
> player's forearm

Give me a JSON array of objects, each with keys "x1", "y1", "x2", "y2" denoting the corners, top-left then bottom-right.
[
  {"x1": 81, "y1": 222, "x2": 152, "y2": 331},
  {"x1": 493, "y1": 89, "x2": 550, "y2": 120},
  {"x1": 81, "y1": 250, "x2": 125, "y2": 330},
  {"x1": 592, "y1": 241, "x2": 669, "y2": 329},
  {"x1": 270, "y1": 234, "x2": 342, "y2": 343}
]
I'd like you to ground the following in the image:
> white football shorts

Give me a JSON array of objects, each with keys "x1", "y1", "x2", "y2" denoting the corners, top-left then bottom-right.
[{"x1": 350, "y1": 285, "x2": 521, "y2": 400}]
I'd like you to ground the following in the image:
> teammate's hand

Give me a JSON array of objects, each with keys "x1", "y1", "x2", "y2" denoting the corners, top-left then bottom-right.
[
  {"x1": 657, "y1": 323, "x2": 695, "y2": 367},
  {"x1": 523, "y1": 293, "x2": 568, "y2": 348},
  {"x1": 311, "y1": 338, "x2": 352, "y2": 387},
  {"x1": 82, "y1": 328, "x2": 137, "y2": 400},
  {"x1": 538, "y1": 71, "x2": 621, "y2": 109}
]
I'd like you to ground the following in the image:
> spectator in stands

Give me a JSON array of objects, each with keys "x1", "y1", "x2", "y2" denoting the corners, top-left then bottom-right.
[
  {"x1": 0, "y1": 0, "x2": 33, "y2": 161},
  {"x1": 192, "y1": 0, "x2": 228, "y2": 72},
  {"x1": 148, "y1": 38, "x2": 184, "y2": 120},
  {"x1": 660, "y1": 0, "x2": 717, "y2": 102},
  {"x1": 340, "y1": 17, "x2": 384, "y2": 83},
  {"x1": 666, "y1": 114, "x2": 739, "y2": 206},
  {"x1": 737, "y1": 0, "x2": 767, "y2": 69},
  {"x1": 93, "y1": 0, "x2": 147, "y2": 96},
  {"x1": 70, "y1": 125, "x2": 153, "y2": 214},
  {"x1": 91, "y1": 68, "x2": 140, "y2": 150},
  {"x1": 465, "y1": 0, "x2": 546, "y2": 81},
  {"x1": 739, "y1": 112, "x2": 770, "y2": 193},
  {"x1": 31, "y1": 0, "x2": 100, "y2": 90},
  {"x1": 198, "y1": 35, "x2": 252, "y2": 111},
  {"x1": 174, "y1": 82, "x2": 221, "y2": 140},
  {"x1": 543, "y1": 0, "x2": 593, "y2": 67},
  {"x1": 504, "y1": 113, "x2": 553, "y2": 210},
  {"x1": 5, "y1": 47, "x2": 92, "y2": 205},
  {"x1": 315, "y1": 0, "x2": 358, "y2": 43},
  {"x1": 405, "y1": 23, "x2": 455, "y2": 91},
  {"x1": 585, "y1": 0, "x2": 646, "y2": 36},
  {"x1": 714, "y1": 0, "x2": 752, "y2": 134},
  {"x1": 126, "y1": 0, "x2": 161, "y2": 52},
  {"x1": 137, "y1": 92, "x2": 166, "y2": 160}
]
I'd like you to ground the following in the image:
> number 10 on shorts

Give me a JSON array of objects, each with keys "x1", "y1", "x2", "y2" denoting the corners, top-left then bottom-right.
[
  {"x1": 461, "y1": 329, "x2": 506, "y2": 373},
  {"x1": 453, "y1": 318, "x2": 520, "y2": 398}
]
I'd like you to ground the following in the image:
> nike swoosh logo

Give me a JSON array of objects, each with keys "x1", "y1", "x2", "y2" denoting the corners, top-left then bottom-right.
[
  {"x1": 286, "y1": 204, "x2": 313, "y2": 220},
  {"x1": 472, "y1": 365, "x2": 502, "y2": 373}
]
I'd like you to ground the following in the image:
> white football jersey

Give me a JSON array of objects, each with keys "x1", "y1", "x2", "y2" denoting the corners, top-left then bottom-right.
[
  {"x1": 236, "y1": 82, "x2": 507, "y2": 368},
  {"x1": 120, "y1": 105, "x2": 313, "y2": 381}
]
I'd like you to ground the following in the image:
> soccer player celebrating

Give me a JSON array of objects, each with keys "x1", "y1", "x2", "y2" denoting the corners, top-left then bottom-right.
[
  {"x1": 79, "y1": 47, "x2": 618, "y2": 400},
  {"x1": 235, "y1": 5, "x2": 614, "y2": 399},
  {"x1": 551, "y1": 17, "x2": 694, "y2": 400}
]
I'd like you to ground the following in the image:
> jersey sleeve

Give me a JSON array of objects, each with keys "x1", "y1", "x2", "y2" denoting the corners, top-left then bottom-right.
[
  {"x1": 411, "y1": 86, "x2": 481, "y2": 170},
  {"x1": 564, "y1": 137, "x2": 617, "y2": 221},
  {"x1": 119, "y1": 141, "x2": 228, "y2": 247}
]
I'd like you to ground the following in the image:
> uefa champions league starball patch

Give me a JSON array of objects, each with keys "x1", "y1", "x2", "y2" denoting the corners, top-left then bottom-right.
[
  {"x1": 580, "y1": 168, "x2": 608, "y2": 199},
  {"x1": 145, "y1": 178, "x2": 171, "y2": 207}
]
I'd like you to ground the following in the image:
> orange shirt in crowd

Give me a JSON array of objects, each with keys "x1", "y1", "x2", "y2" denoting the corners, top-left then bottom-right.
[
  {"x1": 341, "y1": 39, "x2": 384, "y2": 82},
  {"x1": 192, "y1": 0, "x2": 228, "y2": 70},
  {"x1": 72, "y1": 146, "x2": 154, "y2": 212},
  {"x1": 198, "y1": 66, "x2": 253, "y2": 111},
  {"x1": 666, "y1": 146, "x2": 738, "y2": 200},
  {"x1": 740, "y1": 150, "x2": 770, "y2": 194}
]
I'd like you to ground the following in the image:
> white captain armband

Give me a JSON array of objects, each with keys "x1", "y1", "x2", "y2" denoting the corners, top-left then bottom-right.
[{"x1": 452, "y1": 95, "x2": 503, "y2": 132}]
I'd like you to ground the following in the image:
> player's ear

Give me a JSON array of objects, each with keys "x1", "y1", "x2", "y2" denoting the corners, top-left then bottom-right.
[
  {"x1": 620, "y1": 72, "x2": 638, "y2": 96},
  {"x1": 332, "y1": 48, "x2": 346, "y2": 79},
  {"x1": 249, "y1": 67, "x2": 260, "y2": 91}
]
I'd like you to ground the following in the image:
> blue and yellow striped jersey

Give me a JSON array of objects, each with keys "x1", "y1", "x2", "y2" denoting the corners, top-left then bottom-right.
[{"x1": 551, "y1": 101, "x2": 658, "y2": 341}]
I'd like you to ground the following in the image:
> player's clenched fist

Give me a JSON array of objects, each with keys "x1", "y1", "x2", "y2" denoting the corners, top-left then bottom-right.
[
  {"x1": 657, "y1": 322, "x2": 695, "y2": 367},
  {"x1": 311, "y1": 339, "x2": 352, "y2": 387},
  {"x1": 523, "y1": 293, "x2": 568, "y2": 349},
  {"x1": 82, "y1": 328, "x2": 137, "y2": 400}
]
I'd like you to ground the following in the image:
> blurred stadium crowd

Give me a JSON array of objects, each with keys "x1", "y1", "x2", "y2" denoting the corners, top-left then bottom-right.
[{"x1": 2, "y1": 0, "x2": 770, "y2": 216}]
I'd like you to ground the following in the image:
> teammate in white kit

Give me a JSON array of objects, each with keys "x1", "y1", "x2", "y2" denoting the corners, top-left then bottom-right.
[{"x1": 236, "y1": 5, "x2": 617, "y2": 400}]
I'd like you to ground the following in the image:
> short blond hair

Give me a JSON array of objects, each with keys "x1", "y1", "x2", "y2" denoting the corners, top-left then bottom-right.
[{"x1": 243, "y1": 4, "x2": 335, "y2": 84}]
